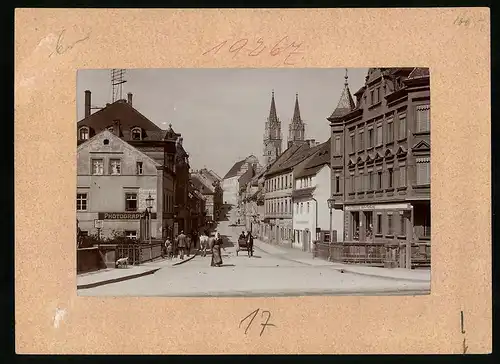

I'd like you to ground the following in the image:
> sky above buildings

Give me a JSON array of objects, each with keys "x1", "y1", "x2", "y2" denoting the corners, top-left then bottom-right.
[{"x1": 77, "y1": 68, "x2": 368, "y2": 177}]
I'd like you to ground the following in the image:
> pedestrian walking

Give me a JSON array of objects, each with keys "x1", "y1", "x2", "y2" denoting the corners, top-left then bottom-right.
[
  {"x1": 199, "y1": 231, "x2": 209, "y2": 257},
  {"x1": 210, "y1": 231, "x2": 223, "y2": 267},
  {"x1": 186, "y1": 233, "x2": 192, "y2": 257},
  {"x1": 164, "y1": 237, "x2": 173, "y2": 260},
  {"x1": 177, "y1": 230, "x2": 187, "y2": 260},
  {"x1": 247, "y1": 230, "x2": 254, "y2": 257}
]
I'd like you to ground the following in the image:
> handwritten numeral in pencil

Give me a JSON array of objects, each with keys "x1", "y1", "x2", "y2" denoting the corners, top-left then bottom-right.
[
  {"x1": 202, "y1": 40, "x2": 228, "y2": 56},
  {"x1": 248, "y1": 38, "x2": 266, "y2": 57},
  {"x1": 229, "y1": 39, "x2": 249, "y2": 58},
  {"x1": 239, "y1": 308, "x2": 276, "y2": 336}
]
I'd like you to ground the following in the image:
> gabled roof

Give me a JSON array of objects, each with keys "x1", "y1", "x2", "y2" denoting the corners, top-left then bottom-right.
[
  {"x1": 77, "y1": 129, "x2": 161, "y2": 167},
  {"x1": 223, "y1": 159, "x2": 246, "y2": 179},
  {"x1": 77, "y1": 99, "x2": 165, "y2": 141},
  {"x1": 265, "y1": 143, "x2": 305, "y2": 176},
  {"x1": 294, "y1": 139, "x2": 331, "y2": 178},
  {"x1": 190, "y1": 174, "x2": 215, "y2": 195},
  {"x1": 275, "y1": 143, "x2": 322, "y2": 174},
  {"x1": 408, "y1": 67, "x2": 430, "y2": 79}
]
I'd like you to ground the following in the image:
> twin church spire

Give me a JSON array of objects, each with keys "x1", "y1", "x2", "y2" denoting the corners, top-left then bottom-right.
[{"x1": 263, "y1": 90, "x2": 306, "y2": 166}]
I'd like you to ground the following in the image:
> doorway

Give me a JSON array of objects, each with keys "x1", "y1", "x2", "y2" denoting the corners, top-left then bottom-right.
[{"x1": 352, "y1": 212, "x2": 360, "y2": 240}]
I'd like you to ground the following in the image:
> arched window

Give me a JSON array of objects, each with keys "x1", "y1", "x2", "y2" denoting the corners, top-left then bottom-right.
[
  {"x1": 131, "y1": 127, "x2": 142, "y2": 140},
  {"x1": 79, "y1": 127, "x2": 89, "y2": 140}
]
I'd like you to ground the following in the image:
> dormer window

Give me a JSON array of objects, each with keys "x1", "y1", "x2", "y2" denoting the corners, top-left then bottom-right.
[
  {"x1": 131, "y1": 127, "x2": 142, "y2": 140},
  {"x1": 79, "y1": 127, "x2": 89, "y2": 140},
  {"x1": 107, "y1": 126, "x2": 114, "y2": 133}
]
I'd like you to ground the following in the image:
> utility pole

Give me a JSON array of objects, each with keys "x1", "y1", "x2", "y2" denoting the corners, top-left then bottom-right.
[{"x1": 111, "y1": 69, "x2": 127, "y2": 102}]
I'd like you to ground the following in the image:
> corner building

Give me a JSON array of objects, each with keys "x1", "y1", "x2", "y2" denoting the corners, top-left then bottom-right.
[{"x1": 329, "y1": 68, "x2": 431, "y2": 244}]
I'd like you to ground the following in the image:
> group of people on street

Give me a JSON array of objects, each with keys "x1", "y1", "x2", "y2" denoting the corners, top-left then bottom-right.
[{"x1": 163, "y1": 229, "x2": 224, "y2": 267}]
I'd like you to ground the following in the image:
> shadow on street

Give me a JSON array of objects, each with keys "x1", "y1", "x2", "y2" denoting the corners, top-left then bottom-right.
[{"x1": 220, "y1": 234, "x2": 234, "y2": 248}]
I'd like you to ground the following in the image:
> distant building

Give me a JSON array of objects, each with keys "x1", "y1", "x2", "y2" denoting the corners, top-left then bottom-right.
[
  {"x1": 187, "y1": 181, "x2": 206, "y2": 234},
  {"x1": 262, "y1": 142, "x2": 322, "y2": 245},
  {"x1": 222, "y1": 155, "x2": 260, "y2": 207},
  {"x1": 292, "y1": 139, "x2": 343, "y2": 252},
  {"x1": 77, "y1": 130, "x2": 167, "y2": 240},
  {"x1": 190, "y1": 168, "x2": 223, "y2": 222},
  {"x1": 329, "y1": 68, "x2": 431, "y2": 244}
]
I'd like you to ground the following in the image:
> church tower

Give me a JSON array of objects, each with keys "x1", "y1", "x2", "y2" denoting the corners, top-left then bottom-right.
[
  {"x1": 263, "y1": 90, "x2": 282, "y2": 167},
  {"x1": 287, "y1": 93, "x2": 306, "y2": 148}
]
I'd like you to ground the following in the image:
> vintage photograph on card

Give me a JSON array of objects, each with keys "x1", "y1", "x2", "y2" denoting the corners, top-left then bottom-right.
[{"x1": 76, "y1": 68, "x2": 431, "y2": 297}]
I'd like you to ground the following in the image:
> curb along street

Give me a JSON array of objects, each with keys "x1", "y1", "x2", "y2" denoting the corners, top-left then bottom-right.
[
  {"x1": 77, "y1": 252, "x2": 198, "y2": 290},
  {"x1": 254, "y1": 240, "x2": 430, "y2": 283}
]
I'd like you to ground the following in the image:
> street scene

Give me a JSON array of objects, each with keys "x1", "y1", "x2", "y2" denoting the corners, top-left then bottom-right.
[{"x1": 76, "y1": 68, "x2": 431, "y2": 296}]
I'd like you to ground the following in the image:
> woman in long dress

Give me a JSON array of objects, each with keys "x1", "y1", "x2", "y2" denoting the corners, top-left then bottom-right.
[{"x1": 210, "y1": 231, "x2": 223, "y2": 267}]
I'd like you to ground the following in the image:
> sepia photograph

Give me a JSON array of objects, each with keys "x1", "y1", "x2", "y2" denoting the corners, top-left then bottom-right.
[{"x1": 76, "y1": 67, "x2": 431, "y2": 297}]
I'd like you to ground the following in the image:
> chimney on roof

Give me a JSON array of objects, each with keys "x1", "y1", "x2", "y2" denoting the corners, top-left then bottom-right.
[
  {"x1": 113, "y1": 119, "x2": 121, "y2": 136},
  {"x1": 127, "y1": 92, "x2": 133, "y2": 106},
  {"x1": 84, "y1": 90, "x2": 91, "y2": 118}
]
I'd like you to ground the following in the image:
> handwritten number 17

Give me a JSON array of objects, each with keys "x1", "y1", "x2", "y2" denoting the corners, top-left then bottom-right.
[{"x1": 239, "y1": 308, "x2": 276, "y2": 336}]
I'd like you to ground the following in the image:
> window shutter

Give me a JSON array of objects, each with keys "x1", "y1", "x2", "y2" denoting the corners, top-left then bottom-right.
[{"x1": 417, "y1": 105, "x2": 430, "y2": 132}]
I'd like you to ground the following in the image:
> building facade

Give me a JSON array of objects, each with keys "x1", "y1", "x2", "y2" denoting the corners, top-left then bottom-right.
[
  {"x1": 77, "y1": 130, "x2": 165, "y2": 240},
  {"x1": 77, "y1": 90, "x2": 189, "y2": 239},
  {"x1": 292, "y1": 139, "x2": 344, "y2": 252},
  {"x1": 190, "y1": 168, "x2": 223, "y2": 223},
  {"x1": 262, "y1": 142, "x2": 321, "y2": 245},
  {"x1": 222, "y1": 155, "x2": 260, "y2": 207},
  {"x1": 329, "y1": 68, "x2": 431, "y2": 245}
]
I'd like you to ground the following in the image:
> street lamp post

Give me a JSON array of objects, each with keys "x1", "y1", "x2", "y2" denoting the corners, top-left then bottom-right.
[
  {"x1": 327, "y1": 198, "x2": 335, "y2": 262},
  {"x1": 146, "y1": 193, "x2": 154, "y2": 244}
]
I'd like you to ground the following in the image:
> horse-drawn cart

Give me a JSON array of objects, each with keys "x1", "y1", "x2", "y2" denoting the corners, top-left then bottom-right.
[{"x1": 236, "y1": 237, "x2": 253, "y2": 256}]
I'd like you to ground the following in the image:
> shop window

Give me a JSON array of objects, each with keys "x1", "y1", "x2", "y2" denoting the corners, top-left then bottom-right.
[
  {"x1": 125, "y1": 230, "x2": 137, "y2": 240},
  {"x1": 400, "y1": 213, "x2": 406, "y2": 236},
  {"x1": 376, "y1": 214, "x2": 382, "y2": 235},
  {"x1": 387, "y1": 214, "x2": 394, "y2": 235}
]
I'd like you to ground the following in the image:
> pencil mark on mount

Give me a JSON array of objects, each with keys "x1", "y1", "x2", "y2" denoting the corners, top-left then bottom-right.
[
  {"x1": 460, "y1": 311, "x2": 465, "y2": 334},
  {"x1": 202, "y1": 36, "x2": 305, "y2": 65},
  {"x1": 49, "y1": 28, "x2": 91, "y2": 57},
  {"x1": 453, "y1": 14, "x2": 487, "y2": 31},
  {"x1": 239, "y1": 308, "x2": 276, "y2": 336}
]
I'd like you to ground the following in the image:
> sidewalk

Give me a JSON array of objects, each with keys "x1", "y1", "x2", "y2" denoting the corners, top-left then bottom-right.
[
  {"x1": 253, "y1": 239, "x2": 430, "y2": 282},
  {"x1": 77, "y1": 253, "x2": 197, "y2": 290}
]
